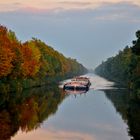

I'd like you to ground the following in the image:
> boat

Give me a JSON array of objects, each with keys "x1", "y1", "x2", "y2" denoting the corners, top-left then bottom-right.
[
  {"x1": 72, "y1": 76, "x2": 91, "y2": 86},
  {"x1": 64, "y1": 89, "x2": 87, "y2": 94},
  {"x1": 63, "y1": 76, "x2": 91, "y2": 91}
]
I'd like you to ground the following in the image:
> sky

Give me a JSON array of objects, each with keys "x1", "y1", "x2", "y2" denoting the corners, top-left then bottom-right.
[{"x1": 0, "y1": 0, "x2": 140, "y2": 68}]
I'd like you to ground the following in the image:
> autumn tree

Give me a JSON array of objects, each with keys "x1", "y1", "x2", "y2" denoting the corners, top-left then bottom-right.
[
  {"x1": 21, "y1": 41, "x2": 41, "y2": 78},
  {"x1": 0, "y1": 26, "x2": 14, "y2": 77}
]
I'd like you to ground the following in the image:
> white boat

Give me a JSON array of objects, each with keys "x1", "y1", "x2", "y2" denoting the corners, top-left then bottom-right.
[
  {"x1": 63, "y1": 76, "x2": 91, "y2": 91},
  {"x1": 72, "y1": 76, "x2": 91, "y2": 86}
]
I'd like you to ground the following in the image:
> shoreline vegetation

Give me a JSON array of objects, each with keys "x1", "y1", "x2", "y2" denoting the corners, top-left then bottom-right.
[
  {"x1": 95, "y1": 30, "x2": 140, "y2": 98},
  {"x1": 0, "y1": 25, "x2": 87, "y2": 93}
]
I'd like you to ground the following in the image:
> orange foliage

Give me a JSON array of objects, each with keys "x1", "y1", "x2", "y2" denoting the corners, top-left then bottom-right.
[
  {"x1": 0, "y1": 25, "x2": 86, "y2": 82},
  {"x1": 0, "y1": 46, "x2": 14, "y2": 77},
  {"x1": 21, "y1": 42, "x2": 41, "y2": 77},
  {"x1": 0, "y1": 26, "x2": 14, "y2": 77},
  {"x1": 19, "y1": 97, "x2": 38, "y2": 132}
]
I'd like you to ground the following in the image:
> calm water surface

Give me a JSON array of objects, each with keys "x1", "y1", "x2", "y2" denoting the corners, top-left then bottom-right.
[{"x1": 1, "y1": 74, "x2": 139, "y2": 140}]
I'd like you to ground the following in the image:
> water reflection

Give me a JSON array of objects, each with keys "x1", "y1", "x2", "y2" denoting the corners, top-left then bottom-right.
[
  {"x1": 0, "y1": 85, "x2": 66, "y2": 140},
  {"x1": 104, "y1": 89, "x2": 140, "y2": 140},
  {"x1": 0, "y1": 74, "x2": 140, "y2": 140},
  {"x1": 64, "y1": 90, "x2": 88, "y2": 99}
]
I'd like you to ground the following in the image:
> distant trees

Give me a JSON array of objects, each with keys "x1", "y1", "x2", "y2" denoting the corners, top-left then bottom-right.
[
  {"x1": 0, "y1": 25, "x2": 87, "y2": 92},
  {"x1": 95, "y1": 30, "x2": 140, "y2": 95}
]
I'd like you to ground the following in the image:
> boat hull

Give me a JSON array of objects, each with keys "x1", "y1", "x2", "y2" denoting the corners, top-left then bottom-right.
[
  {"x1": 63, "y1": 83, "x2": 89, "y2": 91},
  {"x1": 63, "y1": 76, "x2": 91, "y2": 92}
]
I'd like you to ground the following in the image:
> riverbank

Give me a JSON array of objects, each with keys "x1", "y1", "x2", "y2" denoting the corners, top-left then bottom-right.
[
  {"x1": 95, "y1": 30, "x2": 140, "y2": 97},
  {"x1": 0, "y1": 25, "x2": 87, "y2": 93}
]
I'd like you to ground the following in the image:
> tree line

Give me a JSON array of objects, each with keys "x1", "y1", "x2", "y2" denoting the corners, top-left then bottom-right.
[
  {"x1": 95, "y1": 30, "x2": 140, "y2": 96},
  {"x1": 0, "y1": 25, "x2": 87, "y2": 93}
]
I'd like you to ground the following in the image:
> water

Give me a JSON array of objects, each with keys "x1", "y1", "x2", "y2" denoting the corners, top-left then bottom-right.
[{"x1": 0, "y1": 74, "x2": 139, "y2": 140}]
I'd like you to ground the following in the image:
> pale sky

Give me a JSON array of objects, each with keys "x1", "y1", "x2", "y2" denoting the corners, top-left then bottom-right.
[
  {"x1": 0, "y1": 0, "x2": 140, "y2": 11},
  {"x1": 0, "y1": 0, "x2": 140, "y2": 68}
]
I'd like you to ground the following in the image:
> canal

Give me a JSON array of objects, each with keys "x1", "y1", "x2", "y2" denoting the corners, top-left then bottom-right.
[{"x1": 0, "y1": 74, "x2": 139, "y2": 140}]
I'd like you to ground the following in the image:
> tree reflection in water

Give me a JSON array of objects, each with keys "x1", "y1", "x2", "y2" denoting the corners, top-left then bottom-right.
[
  {"x1": 104, "y1": 89, "x2": 140, "y2": 140},
  {"x1": 0, "y1": 85, "x2": 140, "y2": 140},
  {"x1": 0, "y1": 85, "x2": 66, "y2": 140}
]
